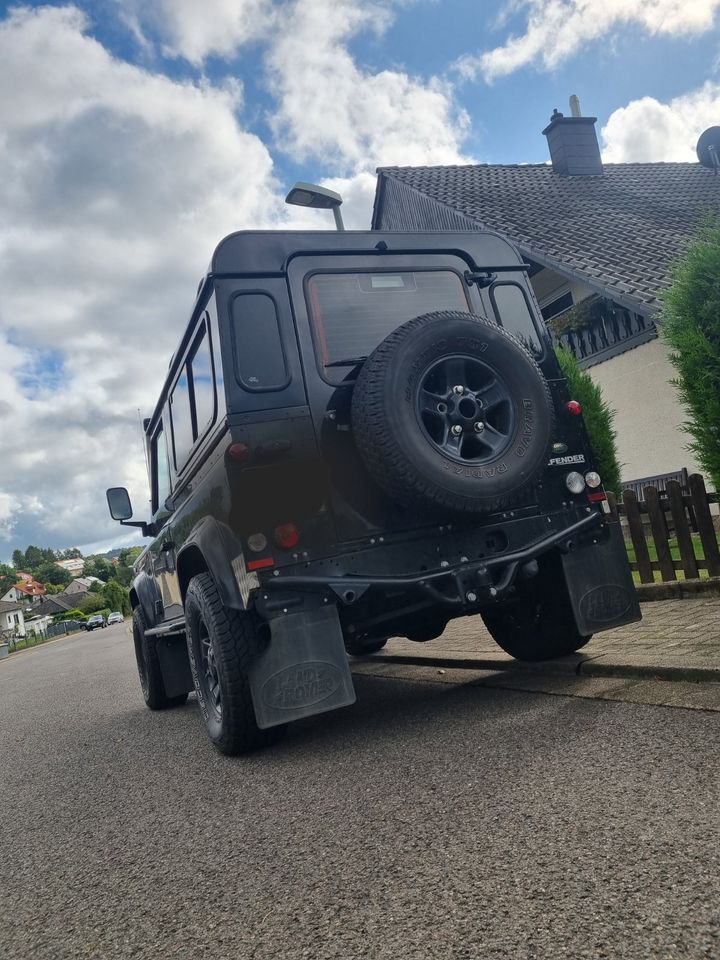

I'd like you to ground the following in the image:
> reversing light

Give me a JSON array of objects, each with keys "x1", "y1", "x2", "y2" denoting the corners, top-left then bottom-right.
[
  {"x1": 228, "y1": 442, "x2": 251, "y2": 463},
  {"x1": 566, "y1": 400, "x2": 582, "y2": 416},
  {"x1": 565, "y1": 471, "x2": 586, "y2": 495},
  {"x1": 585, "y1": 471, "x2": 602, "y2": 488},
  {"x1": 247, "y1": 533, "x2": 268, "y2": 553},
  {"x1": 274, "y1": 523, "x2": 300, "y2": 550}
]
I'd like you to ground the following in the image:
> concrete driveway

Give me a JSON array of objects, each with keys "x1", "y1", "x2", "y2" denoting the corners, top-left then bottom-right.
[{"x1": 1, "y1": 625, "x2": 718, "y2": 960}]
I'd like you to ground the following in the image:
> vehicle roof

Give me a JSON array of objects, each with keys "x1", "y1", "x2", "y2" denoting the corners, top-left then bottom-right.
[
  {"x1": 210, "y1": 229, "x2": 524, "y2": 275},
  {"x1": 145, "y1": 229, "x2": 527, "y2": 437}
]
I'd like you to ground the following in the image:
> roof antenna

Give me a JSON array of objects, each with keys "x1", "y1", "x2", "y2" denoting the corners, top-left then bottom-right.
[{"x1": 569, "y1": 94, "x2": 581, "y2": 118}]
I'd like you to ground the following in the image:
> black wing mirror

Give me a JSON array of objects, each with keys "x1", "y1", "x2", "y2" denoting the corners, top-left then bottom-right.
[
  {"x1": 106, "y1": 487, "x2": 133, "y2": 520},
  {"x1": 106, "y1": 487, "x2": 153, "y2": 537}
]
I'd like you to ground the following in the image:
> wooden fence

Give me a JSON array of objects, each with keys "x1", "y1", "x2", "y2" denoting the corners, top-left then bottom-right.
[{"x1": 607, "y1": 474, "x2": 720, "y2": 584}]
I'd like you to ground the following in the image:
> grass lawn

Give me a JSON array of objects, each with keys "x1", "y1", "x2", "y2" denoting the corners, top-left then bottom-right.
[{"x1": 625, "y1": 531, "x2": 720, "y2": 584}]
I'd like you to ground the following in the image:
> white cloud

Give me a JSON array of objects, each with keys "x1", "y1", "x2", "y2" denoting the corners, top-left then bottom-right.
[
  {"x1": 0, "y1": 5, "x2": 285, "y2": 556},
  {"x1": 601, "y1": 82, "x2": 720, "y2": 161},
  {"x1": 116, "y1": 0, "x2": 276, "y2": 65},
  {"x1": 0, "y1": 1, "x2": 475, "y2": 559},
  {"x1": 457, "y1": 0, "x2": 720, "y2": 81},
  {"x1": 267, "y1": 0, "x2": 470, "y2": 171}
]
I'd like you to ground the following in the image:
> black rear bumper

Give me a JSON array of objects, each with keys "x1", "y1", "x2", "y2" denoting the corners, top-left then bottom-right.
[{"x1": 258, "y1": 509, "x2": 604, "y2": 612}]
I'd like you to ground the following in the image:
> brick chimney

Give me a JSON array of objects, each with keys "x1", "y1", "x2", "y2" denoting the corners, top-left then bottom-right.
[{"x1": 542, "y1": 97, "x2": 603, "y2": 176}]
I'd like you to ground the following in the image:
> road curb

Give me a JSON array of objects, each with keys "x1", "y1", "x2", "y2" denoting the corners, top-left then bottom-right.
[
  {"x1": 637, "y1": 577, "x2": 720, "y2": 602},
  {"x1": 368, "y1": 653, "x2": 720, "y2": 684}
]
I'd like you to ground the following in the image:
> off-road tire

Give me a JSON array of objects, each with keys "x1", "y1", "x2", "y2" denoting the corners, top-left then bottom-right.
[
  {"x1": 345, "y1": 637, "x2": 388, "y2": 656},
  {"x1": 481, "y1": 556, "x2": 591, "y2": 661},
  {"x1": 352, "y1": 311, "x2": 554, "y2": 514},
  {"x1": 185, "y1": 573, "x2": 286, "y2": 755},
  {"x1": 132, "y1": 606, "x2": 188, "y2": 710}
]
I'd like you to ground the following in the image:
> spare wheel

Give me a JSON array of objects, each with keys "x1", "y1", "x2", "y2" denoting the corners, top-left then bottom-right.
[{"x1": 351, "y1": 311, "x2": 554, "y2": 514}]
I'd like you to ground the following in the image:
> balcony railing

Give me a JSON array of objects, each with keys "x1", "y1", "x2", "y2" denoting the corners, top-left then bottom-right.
[{"x1": 547, "y1": 295, "x2": 657, "y2": 367}]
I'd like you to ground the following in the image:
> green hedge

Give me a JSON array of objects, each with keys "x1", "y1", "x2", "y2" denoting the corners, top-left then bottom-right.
[{"x1": 555, "y1": 347, "x2": 622, "y2": 496}]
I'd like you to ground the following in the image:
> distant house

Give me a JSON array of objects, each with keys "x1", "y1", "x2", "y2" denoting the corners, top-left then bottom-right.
[
  {"x1": 1, "y1": 573, "x2": 45, "y2": 605},
  {"x1": 371, "y1": 105, "x2": 720, "y2": 484},
  {"x1": 0, "y1": 600, "x2": 25, "y2": 638},
  {"x1": 34, "y1": 593, "x2": 78, "y2": 618},
  {"x1": 64, "y1": 576, "x2": 103, "y2": 596},
  {"x1": 55, "y1": 557, "x2": 84, "y2": 576}
]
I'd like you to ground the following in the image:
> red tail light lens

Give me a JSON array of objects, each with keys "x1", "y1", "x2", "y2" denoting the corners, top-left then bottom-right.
[
  {"x1": 274, "y1": 523, "x2": 300, "y2": 550},
  {"x1": 228, "y1": 442, "x2": 251, "y2": 463},
  {"x1": 566, "y1": 400, "x2": 582, "y2": 416}
]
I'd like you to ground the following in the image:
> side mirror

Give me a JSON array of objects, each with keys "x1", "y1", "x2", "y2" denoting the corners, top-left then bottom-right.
[{"x1": 106, "y1": 487, "x2": 133, "y2": 521}]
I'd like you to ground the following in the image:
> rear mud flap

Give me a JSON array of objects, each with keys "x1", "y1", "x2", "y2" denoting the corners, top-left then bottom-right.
[
  {"x1": 562, "y1": 522, "x2": 642, "y2": 635},
  {"x1": 248, "y1": 605, "x2": 356, "y2": 729}
]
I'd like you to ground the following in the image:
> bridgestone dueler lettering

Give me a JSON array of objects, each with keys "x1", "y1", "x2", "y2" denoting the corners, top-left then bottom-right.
[{"x1": 351, "y1": 311, "x2": 555, "y2": 514}]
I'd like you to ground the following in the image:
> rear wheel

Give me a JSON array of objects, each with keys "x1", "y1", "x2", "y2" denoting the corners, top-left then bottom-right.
[
  {"x1": 185, "y1": 572, "x2": 286, "y2": 755},
  {"x1": 481, "y1": 555, "x2": 591, "y2": 661},
  {"x1": 345, "y1": 636, "x2": 387, "y2": 657},
  {"x1": 132, "y1": 606, "x2": 188, "y2": 710}
]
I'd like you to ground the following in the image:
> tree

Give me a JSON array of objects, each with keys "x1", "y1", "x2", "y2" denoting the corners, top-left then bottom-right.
[
  {"x1": 555, "y1": 347, "x2": 622, "y2": 496},
  {"x1": 34, "y1": 562, "x2": 72, "y2": 587},
  {"x1": 12, "y1": 549, "x2": 24, "y2": 570},
  {"x1": 662, "y1": 219, "x2": 720, "y2": 489},
  {"x1": 82, "y1": 556, "x2": 114, "y2": 582},
  {"x1": 0, "y1": 563, "x2": 17, "y2": 597},
  {"x1": 103, "y1": 579, "x2": 130, "y2": 615},
  {"x1": 59, "y1": 548, "x2": 83, "y2": 559}
]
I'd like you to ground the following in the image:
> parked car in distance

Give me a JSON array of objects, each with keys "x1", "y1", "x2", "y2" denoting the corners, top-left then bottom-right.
[
  {"x1": 107, "y1": 612, "x2": 124, "y2": 625},
  {"x1": 86, "y1": 615, "x2": 107, "y2": 631}
]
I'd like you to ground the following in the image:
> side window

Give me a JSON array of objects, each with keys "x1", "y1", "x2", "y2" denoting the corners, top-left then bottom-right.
[
  {"x1": 152, "y1": 426, "x2": 171, "y2": 514},
  {"x1": 170, "y1": 368, "x2": 193, "y2": 468},
  {"x1": 231, "y1": 293, "x2": 288, "y2": 391},
  {"x1": 490, "y1": 282, "x2": 543, "y2": 356},
  {"x1": 169, "y1": 320, "x2": 217, "y2": 471},
  {"x1": 190, "y1": 327, "x2": 215, "y2": 435}
]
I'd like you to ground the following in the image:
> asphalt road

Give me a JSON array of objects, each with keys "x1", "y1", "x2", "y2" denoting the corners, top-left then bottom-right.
[{"x1": 1, "y1": 625, "x2": 718, "y2": 960}]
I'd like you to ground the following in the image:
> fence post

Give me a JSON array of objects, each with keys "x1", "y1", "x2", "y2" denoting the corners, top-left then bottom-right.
[
  {"x1": 667, "y1": 479, "x2": 698, "y2": 579},
  {"x1": 645, "y1": 485, "x2": 676, "y2": 582},
  {"x1": 688, "y1": 473, "x2": 720, "y2": 577},
  {"x1": 623, "y1": 489, "x2": 654, "y2": 583},
  {"x1": 606, "y1": 490, "x2": 619, "y2": 520}
]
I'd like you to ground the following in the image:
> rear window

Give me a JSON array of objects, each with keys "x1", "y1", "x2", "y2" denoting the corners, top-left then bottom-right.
[{"x1": 307, "y1": 270, "x2": 469, "y2": 380}]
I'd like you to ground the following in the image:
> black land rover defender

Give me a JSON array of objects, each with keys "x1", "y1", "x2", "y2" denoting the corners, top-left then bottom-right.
[{"x1": 106, "y1": 229, "x2": 640, "y2": 755}]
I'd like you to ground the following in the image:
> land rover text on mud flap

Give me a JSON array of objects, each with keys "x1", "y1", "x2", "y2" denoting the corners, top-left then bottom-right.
[{"x1": 106, "y1": 228, "x2": 640, "y2": 755}]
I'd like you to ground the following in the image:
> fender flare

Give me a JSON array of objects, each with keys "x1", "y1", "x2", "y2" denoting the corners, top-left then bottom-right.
[
  {"x1": 130, "y1": 572, "x2": 162, "y2": 628},
  {"x1": 176, "y1": 515, "x2": 247, "y2": 612}
]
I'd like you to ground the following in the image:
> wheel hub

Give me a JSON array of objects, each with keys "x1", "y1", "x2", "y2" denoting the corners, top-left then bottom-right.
[{"x1": 416, "y1": 354, "x2": 516, "y2": 464}]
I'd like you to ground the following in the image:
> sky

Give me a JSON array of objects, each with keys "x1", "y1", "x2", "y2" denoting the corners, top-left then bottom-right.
[{"x1": 1, "y1": 0, "x2": 720, "y2": 561}]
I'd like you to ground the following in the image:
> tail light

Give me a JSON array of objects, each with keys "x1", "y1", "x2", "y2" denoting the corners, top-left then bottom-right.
[
  {"x1": 566, "y1": 400, "x2": 582, "y2": 416},
  {"x1": 274, "y1": 523, "x2": 300, "y2": 550},
  {"x1": 228, "y1": 442, "x2": 251, "y2": 463}
]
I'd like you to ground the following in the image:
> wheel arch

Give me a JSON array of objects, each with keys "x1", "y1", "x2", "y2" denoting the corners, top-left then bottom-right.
[{"x1": 177, "y1": 516, "x2": 247, "y2": 612}]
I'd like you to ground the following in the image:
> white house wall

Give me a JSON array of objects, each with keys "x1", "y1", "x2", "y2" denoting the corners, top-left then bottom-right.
[{"x1": 588, "y1": 337, "x2": 703, "y2": 483}]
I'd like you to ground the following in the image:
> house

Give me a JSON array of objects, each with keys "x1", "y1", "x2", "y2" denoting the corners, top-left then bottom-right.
[
  {"x1": 0, "y1": 600, "x2": 25, "y2": 638},
  {"x1": 64, "y1": 576, "x2": 103, "y2": 596},
  {"x1": 34, "y1": 593, "x2": 78, "y2": 618},
  {"x1": 1, "y1": 573, "x2": 45, "y2": 605},
  {"x1": 371, "y1": 103, "x2": 720, "y2": 484},
  {"x1": 55, "y1": 557, "x2": 84, "y2": 576}
]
